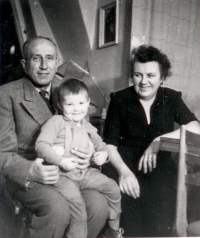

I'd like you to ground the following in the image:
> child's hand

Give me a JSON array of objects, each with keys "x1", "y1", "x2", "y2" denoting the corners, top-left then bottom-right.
[
  {"x1": 59, "y1": 157, "x2": 78, "y2": 171},
  {"x1": 92, "y1": 151, "x2": 108, "y2": 166}
]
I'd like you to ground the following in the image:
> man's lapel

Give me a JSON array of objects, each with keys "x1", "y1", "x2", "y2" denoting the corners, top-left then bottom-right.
[{"x1": 21, "y1": 78, "x2": 52, "y2": 125}]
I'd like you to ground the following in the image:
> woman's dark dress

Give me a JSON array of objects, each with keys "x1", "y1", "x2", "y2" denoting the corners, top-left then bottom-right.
[{"x1": 103, "y1": 86, "x2": 197, "y2": 236}]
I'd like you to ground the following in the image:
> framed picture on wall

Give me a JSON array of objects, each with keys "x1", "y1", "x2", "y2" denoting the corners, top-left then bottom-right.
[{"x1": 98, "y1": 0, "x2": 119, "y2": 49}]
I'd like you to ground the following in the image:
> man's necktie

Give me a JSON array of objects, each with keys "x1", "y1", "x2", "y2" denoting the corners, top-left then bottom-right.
[{"x1": 39, "y1": 90, "x2": 54, "y2": 113}]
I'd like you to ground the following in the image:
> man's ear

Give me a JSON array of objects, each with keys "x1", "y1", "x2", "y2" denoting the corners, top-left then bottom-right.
[
  {"x1": 88, "y1": 98, "x2": 91, "y2": 105},
  {"x1": 56, "y1": 58, "x2": 60, "y2": 71},
  {"x1": 20, "y1": 59, "x2": 27, "y2": 72}
]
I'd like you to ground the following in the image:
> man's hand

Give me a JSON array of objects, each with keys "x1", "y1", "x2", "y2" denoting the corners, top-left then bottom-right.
[
  {"x1": 59, "y1": 157, "x2": 78, "y2": 171},
  {"x1": 119, "y1": 172, "x2": 140, "y2": 199},
  {"x1": 28, "y1": 158, "x2": 59, "y2": 184},
  {"x1": 71, "y1": 140, "x2": 95, "y2": 169},
  {"x1": 71, "y1": 139, "x2": 95, "y2": 160},
  {"x1": 92, "y1": 151, "x2": 108, "y2": 166},
  {"x1": 71, "y1": 147, "x2": 91, "y2": 170},
  {"x1": 138, "y1": 139, "x2": 160, "y2": 173}
]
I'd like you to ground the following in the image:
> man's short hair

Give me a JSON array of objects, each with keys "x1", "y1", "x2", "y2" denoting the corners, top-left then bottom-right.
[{"x1": 23, "y1": 36, "x2": 57, "y2": 60}]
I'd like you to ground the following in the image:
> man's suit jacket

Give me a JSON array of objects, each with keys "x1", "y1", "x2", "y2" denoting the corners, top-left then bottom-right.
[{"x1": 0, "y1": 76, "x2": 62, "y2": 191}]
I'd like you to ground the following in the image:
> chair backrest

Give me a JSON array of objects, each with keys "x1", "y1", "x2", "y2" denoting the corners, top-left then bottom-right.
[{"x1": 175, "y1": 125, "x2": 200, "y2": 236}]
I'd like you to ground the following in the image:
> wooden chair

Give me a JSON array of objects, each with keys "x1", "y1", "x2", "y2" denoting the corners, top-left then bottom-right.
[{"x1": 175, "y1": 125, "x2": 200, "y2": 236}]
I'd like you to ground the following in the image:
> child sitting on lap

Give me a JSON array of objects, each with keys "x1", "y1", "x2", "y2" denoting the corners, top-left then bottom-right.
[{"x1": 35, "y1": 78, "x2": 123, "y2": 238}]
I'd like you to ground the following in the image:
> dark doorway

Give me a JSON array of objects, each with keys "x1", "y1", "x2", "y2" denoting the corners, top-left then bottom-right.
[{"x1": 0, "y1": 0, "x2": 25, "y2": 86}]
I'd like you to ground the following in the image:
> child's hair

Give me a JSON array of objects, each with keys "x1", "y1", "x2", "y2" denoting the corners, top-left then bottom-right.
[{"x1": 58, "y1": 78, "x2": 89, "y2": 106}]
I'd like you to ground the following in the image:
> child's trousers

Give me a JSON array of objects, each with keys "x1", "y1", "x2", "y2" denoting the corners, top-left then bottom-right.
[{"x1": 54, "y1": 167, "x2": 121, "y2": 238}]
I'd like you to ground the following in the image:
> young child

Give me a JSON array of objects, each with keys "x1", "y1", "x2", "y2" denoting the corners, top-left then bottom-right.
[{"x1": 35, "y1": 78, "x2": 123, "y2": 238}]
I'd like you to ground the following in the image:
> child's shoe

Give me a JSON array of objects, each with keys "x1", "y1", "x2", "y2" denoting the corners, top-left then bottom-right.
[{"x1": 102, "y1": 227, "x2": 124, "y2": 238}]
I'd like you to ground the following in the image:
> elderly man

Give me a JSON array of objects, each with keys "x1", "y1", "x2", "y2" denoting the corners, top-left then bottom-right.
[{"x1": 0, "y1": 36, "x2": 109, "y2": 238}]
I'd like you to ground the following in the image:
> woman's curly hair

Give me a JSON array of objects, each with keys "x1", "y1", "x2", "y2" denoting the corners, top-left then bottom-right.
[{"x1": 130, "y1": 45, "x2": 172, "y2": 80}]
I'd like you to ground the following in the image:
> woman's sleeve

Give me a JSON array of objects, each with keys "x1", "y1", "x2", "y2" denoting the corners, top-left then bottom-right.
[
  {"x1": 174, "y1": 92, "x2": 198, "y2": 125},
  {"x1": 103, "y1": 93, "x2": 121, "y2": 146}
]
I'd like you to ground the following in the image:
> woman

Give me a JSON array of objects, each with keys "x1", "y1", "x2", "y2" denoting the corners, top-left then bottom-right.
[{"x1": 103, "y1": 45, "x2": 200, "y2": 236}]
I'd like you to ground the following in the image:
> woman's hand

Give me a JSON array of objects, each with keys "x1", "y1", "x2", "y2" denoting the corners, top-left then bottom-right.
[
  {"x1": 119, "y1": 172, "x2": 140, "y2": 199},
  {"x1": 106, "y1": 144, "x2": 140, "y2": 198},
  {"x1": 92, "y1": 151, "x2": 108, "y2": 166},
  {"x1": 138, "y1": 139, "x2": 160, "y2": 173}
]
